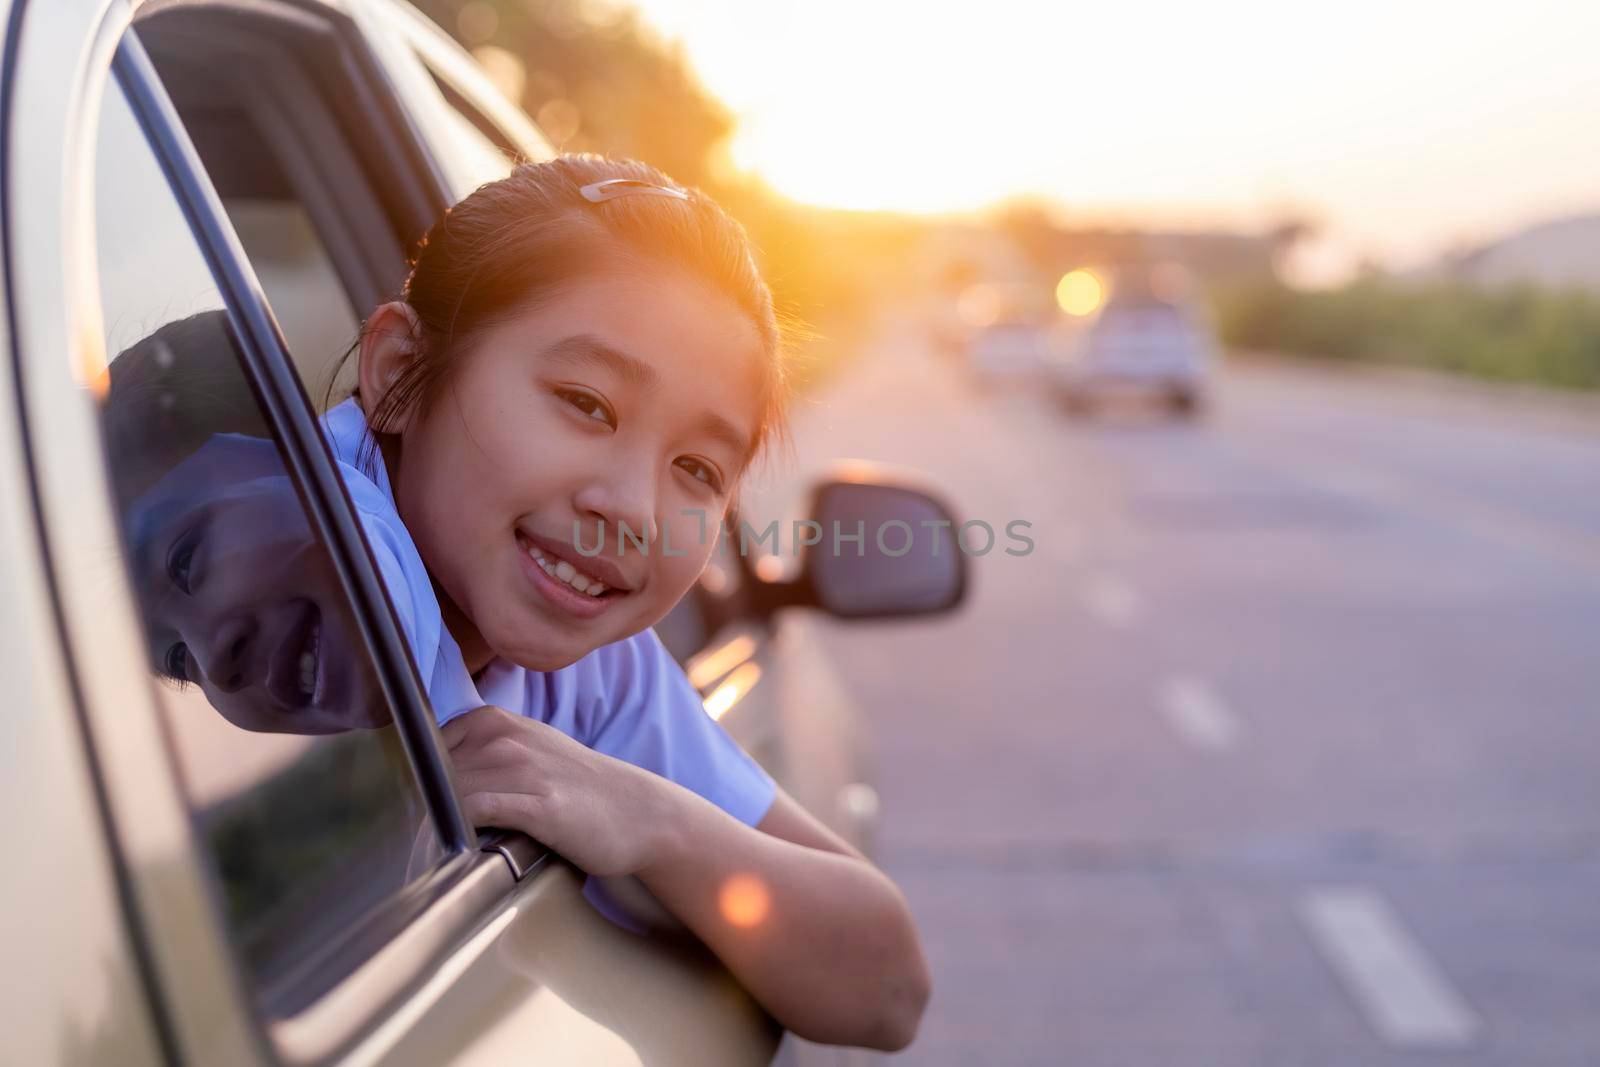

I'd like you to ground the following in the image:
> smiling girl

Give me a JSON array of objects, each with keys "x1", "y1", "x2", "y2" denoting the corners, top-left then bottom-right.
[{"x1": 323, "y1": 155, "x2": 929, "y2": 1050}]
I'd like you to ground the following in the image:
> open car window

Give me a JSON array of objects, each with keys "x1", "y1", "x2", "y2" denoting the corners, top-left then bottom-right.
[
  {"x1": 90, "y1": 70, "x2": 448, "y2": 1021},
  {"x1": 134, "y1": 0, "x2": 444, "y2": 409}
]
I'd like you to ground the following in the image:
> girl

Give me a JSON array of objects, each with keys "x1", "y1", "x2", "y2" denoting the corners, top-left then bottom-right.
[{"x1": 323, "y1": 154, "x2": 929, "y2": 1051}]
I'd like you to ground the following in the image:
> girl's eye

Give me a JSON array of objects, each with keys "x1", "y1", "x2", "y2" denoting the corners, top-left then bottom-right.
[
  {"x1": 163, "y1": 642, "x2": 193, "y2": 684},
  {"x1": 558, "y1": 388, "x2": 616, "y2": 429},
  {"x1": 167, "y1": 527, "x2": 202, "y2": 595},
  {"x1": 675, "y1": 457, "x2": 725, "y2": 494}
]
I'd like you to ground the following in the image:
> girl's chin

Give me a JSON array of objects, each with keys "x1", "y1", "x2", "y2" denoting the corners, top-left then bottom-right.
[{"x1": 493, "y1": 618, "x2": 639, "y2": 673}]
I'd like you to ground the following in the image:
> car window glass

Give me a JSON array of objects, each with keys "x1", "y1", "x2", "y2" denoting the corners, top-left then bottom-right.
[
  {"x1": 430, "y1": 76, "x2": 519, "y2": 187},
  {"x1": 136, "y1": 12, "x2": 412, "y2": 410},
  {"x1": 175, "y1": 85, "x2": 359, "y2": 405},
  {"x1": 228, "y1": 199, "x2": 356, "y2": 394},
  {"x1": 92, "y1": 78, "x2": 441, "y2": 1016}
]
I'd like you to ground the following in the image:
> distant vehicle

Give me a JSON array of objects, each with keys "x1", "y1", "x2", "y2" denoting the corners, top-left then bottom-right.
[
  {"x1": 1053, "y1": 294, "x2": 1215, "y2": 416},
  {"x1": 967, "y1": 320, "x2": 1056, "y2": 387}
]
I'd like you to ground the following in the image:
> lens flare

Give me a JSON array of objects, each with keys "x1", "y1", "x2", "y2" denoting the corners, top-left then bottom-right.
[
  {"x1": 703, "y1": 662, "x2": 762, "y2": 722},
  {"x1": 718, "y1": 874, "x2": 771, "y2": 929},
  {"x1": 1056, "y1": 269, "x2": 1104, "y2": 317}
]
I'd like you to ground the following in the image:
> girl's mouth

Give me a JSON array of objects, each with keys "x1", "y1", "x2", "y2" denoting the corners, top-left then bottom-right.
[
  {"x1": 269, "y1": 598, "x2": 324, "y2": 709},
  {"x1": 514, "y1": 530, "x2": 625, "y2": 619}
]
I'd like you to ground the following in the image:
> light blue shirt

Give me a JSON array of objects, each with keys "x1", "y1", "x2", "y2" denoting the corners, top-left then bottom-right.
[{"x1": 321, "y1": 399, "x2": 776, "y2": 834}]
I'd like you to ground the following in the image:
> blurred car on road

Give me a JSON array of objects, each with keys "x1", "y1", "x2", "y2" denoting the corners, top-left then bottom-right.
[
  {"x1": 967, "y1": 319, "x2": 1057, "y2": 388},
  {"x1": 2, "y1": 1, "x2": 964, "y2": 1064},
  {"x1": 1053, "y1": 283, "x2": 1216, "y2": 416}
]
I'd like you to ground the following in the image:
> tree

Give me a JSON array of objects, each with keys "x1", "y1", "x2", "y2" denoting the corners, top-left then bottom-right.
[{"x1": 411, "y1": 0, "x2": 732, "y2": 189}]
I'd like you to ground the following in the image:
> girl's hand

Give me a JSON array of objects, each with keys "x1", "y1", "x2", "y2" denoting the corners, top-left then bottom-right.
[{"x1": 441, "y1": 705, "x2": 669, "y2": 877}]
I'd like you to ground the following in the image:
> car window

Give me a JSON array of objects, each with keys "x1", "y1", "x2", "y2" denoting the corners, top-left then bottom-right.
[
  {"x1": 426, "y1": 71, "x2": 521, "y2": 187},
  {"x1": 135, "y1": 6, "x2": 428, "y2": 410},
  {"x1": 92, "y1": 76, "x2": 442, "y2": 1018}
]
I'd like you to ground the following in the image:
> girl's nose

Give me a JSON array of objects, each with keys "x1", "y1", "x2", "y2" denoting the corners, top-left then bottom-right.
[
  {"x1": 574, "y1": 475, "x2": 660, "y2": 548},
  {"x1": 195, "y1": 614, "x2": 256, "y2": 693}
]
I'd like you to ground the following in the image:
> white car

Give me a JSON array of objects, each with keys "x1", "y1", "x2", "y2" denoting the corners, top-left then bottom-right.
[
  {"x1": 1055, "y1": 297, "x2": 1215, "y2": 415},
  {"x1": 0, "y1": 2, "x2": 965, "y2": 1064}
]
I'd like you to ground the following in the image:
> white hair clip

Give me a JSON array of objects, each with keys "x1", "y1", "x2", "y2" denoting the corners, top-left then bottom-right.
[{"x1": 579, "y1": 178, "x2": 692, "y2": 204}]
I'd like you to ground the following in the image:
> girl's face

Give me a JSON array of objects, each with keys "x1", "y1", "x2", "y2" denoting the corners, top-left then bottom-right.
[
  {"x1": 381, "y1": 266, "x2": 764, "y2": 672},
  {"x1": 130, "y1": 436, "x2": 385, "y2": 734}
]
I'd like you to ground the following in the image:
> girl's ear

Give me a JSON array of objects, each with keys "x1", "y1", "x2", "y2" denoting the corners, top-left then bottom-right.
[{"x1": 358, "y1": 301, "x2": 423, "y2": 433}]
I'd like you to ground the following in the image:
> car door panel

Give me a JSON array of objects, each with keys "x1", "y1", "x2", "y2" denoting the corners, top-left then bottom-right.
[
  {"x1": 364, "y1": 859, "x2": 779, "y2": 1067},
  {"x1": 0, "y1": 217, "x2": 169, "y2": 1067}
]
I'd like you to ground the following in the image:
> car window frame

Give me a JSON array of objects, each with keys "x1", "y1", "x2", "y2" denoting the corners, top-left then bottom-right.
[
  {"x1": 144, "y1": 20, "x2": 402, "y2": 327},
  {"x1": 132, "y1": 0, "x2": 460, "y2": 397},
  {"x1": 379, "y1": 0, "x2": 552, "y2": 168},
  {"x1": 115, "y1": 30, "x2": 473, "y2": 858}
]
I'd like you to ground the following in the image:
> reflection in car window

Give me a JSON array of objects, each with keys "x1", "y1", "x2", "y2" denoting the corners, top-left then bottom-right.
[{"x1": 92, "y1": 79, "x2": 438, "y2": 1011}]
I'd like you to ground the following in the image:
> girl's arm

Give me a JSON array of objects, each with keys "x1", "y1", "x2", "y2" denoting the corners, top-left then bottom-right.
[
  {"x1": 639, "y1": 784, "x2": 929, "y2": 1051},
  {"x1": 443, "y1": 706, "x2": 930, "y2": 1051}
]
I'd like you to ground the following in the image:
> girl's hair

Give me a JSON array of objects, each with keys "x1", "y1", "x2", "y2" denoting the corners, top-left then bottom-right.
[{"x1": 351, "y1": 154, "x2": 790, "y2": 472}]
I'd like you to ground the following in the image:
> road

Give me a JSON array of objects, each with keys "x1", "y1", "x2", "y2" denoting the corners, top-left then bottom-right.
[{"x1": 746, "y1": 320, "x2": 1600, "y2": 1066}]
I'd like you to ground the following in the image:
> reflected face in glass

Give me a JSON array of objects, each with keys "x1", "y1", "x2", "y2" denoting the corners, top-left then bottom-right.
[{"x1": 127, "y1": 434, "x2": 386, "y2": 734}]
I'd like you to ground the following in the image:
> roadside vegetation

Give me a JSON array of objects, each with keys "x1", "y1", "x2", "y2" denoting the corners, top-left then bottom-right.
[{"x1": 1212, "y1": 279, "x2": 1600, "y2": 391}]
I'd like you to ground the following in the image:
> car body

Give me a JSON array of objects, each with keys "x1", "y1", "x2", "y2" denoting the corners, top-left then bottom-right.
[
  {"x1": 0, "y1": 1, "x2": 963, "y2": 1064},
  {"x1": 1053, "y1": 290, "x2": 1216, "y2": 415}
]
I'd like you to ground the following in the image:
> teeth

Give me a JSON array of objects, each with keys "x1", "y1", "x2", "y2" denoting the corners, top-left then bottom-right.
[
  {"x1": 525, "y1": 539, "x2": 610, "y2": 597},
  {"x1": 299, "y1": 621, "x2": 320, "y2": 699}
]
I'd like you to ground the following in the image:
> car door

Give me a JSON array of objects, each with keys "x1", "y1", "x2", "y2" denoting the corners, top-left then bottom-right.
[{"x1": 5, "y1": 1, "x2": 779, "y2": 1063}]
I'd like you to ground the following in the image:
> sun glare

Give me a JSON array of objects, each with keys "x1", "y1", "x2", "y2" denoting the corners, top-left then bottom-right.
[
  {"x1": 628, "y1": 0, "x2": 1600, "y2": 277},
  {"x1": 718, "y1": 874, "x2": 771, "y2": 928},
  {"x1": 1056, "y1": 270, "x2": 1104, "y2": 317}
]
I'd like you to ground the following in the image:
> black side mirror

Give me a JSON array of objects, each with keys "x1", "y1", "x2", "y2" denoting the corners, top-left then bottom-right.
[{"x1": 754, "y1": 465, "x2": 968, "y2": 620}]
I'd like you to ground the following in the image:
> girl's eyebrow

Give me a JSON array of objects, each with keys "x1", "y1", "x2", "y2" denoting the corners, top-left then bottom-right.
[
  {"x1": 697, "y1": 411, "x2": 754, "y2": 466},
  {"x1": 544, "y1": 334, "x2": 659, "y2": 389},
  {"x1": 545, "y1": 333, "x2": 753, "y2": 460}
]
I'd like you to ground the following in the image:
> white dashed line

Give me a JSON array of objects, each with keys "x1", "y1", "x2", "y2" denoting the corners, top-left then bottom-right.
[
  {"x1": 1160, "y1": 676, "x2": 1240, "y2": 751},
  {"x1": 1298, "y1": 887, "x2": 1482, "y2": 1050},
  {"x1": 1082, "y1": 572, "x2": 1141, "y2": 627}
]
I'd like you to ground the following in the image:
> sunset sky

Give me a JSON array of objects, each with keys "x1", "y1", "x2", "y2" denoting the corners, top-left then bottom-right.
[{"x1": 625, "y1": 0, "x2": 1600, "y2": 283}]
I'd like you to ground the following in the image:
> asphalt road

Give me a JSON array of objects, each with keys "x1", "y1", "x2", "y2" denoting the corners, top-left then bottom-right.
[{"x1": 747, "y1": 320, "x2": 1600, "y2": 1066}]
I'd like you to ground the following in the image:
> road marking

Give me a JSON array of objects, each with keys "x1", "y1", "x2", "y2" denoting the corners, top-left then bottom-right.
[
  {"x1": 1298, "y1": 887, "x2": 1482, "y2": 1050},
  {"x1": 1160, "y1": 676, "x2": 1240, "y2": 751},
  {"x1": 1082, "y1": 572, "x2": 1140, "y2": 627}
]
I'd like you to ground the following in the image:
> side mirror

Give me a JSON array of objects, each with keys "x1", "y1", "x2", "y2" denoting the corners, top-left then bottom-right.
[{"x1": 784, "y1": 466, "x2": 968, "y2": 620}]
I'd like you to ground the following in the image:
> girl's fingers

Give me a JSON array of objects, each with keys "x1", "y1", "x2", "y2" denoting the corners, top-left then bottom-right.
[
  {"x1": 460, "y1": 789, "x2": 548, "y2": 838},
  {"x1": 453, "y1": 765, "x2": 541, "y2": 800},
  {"x1": 448, "y1": 732, "x2": 549, "y2": 775},
  {"x1": 441, "y1": 704, "x2": 516, "y2": 751}
]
